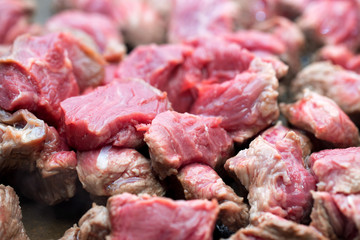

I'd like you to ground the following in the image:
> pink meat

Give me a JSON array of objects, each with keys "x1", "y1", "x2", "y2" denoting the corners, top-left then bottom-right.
[
  {"x1": 309, "y1": 147, "x2": 360, "y2": 194},
  {"x1": 61, "y1": 79, "x2": 171, "y2": 151},
  {"x1": 280, "y1": 90, "x2": 360, "y2": 147},
  {"x1": 225, "y1": 131, "x2": 316, "y2": 222},
  {"x1": 144, "y1": 111, "x2": 233, "y2": 179},
  {"x1": 168, "y1": 0, "x2": 235, "y2": 43},
  {"x1": 191, "y1": 59, "x2": 279, "y2": 143},
  {"x1": 107, "y1": 193, "x2": 219, "y2": 240}
]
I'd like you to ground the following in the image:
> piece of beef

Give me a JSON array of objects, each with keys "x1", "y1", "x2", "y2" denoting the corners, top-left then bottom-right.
[
  {"x1": 0, "y1": 0, "x2": 34, "y2": 44},
  {"x1": 107, "y1": 193, "x2": 219, "y2": 240},
  {"x1": 297, "y1": 0, "x2": 360, "y2": 50},
  {"x1": 77, "y1": 146, "x2": 165, "y2": 197},
  {"x1": 103, "y1": 63, "x2": 118, "y2": 85},
  {"x1": 144, "y1": 110, "x2": 233, "y2": 179},
  {"x1": 61, "y1": 79, "x2": 171, "y2": 151},
  {"x1": 168, "y1": 0, "x2": 236, "y2": 43},
  {"x1": 178, "y1": 163, "x2": 249, "y2": 232},
  {"x1": 46, "y1": 10, "x2": 126, "y2": 62},
  {"x1": 191, "y1": 59, "x2": 279, "y2": 143},
  {"x1": 0, "y1": 185, "x2": 29, "y2": 240},
  {"x1": 309, "y1": 147, "x2": 360, "y2": 194},
  {"x1": 318, "y1": 45, "x2": 360, "y2": 74},
  {"x1": 0, "y1": 109, "x2": 77, "y2": 205},
  {"x1": 311, "y1": 191, "x2": 360, "y2": 240},
  {"x1": 291, "y1": 62, "x2": 360, "y2": 115},
  {"x1": 225, "y1": 132, "x2": 316, "y2": 222},
  {"x1": 229, "y1": 212, "x2": 326, "y2": 240},
  {"x1": 60, "y1": 204, "x2": 110, "y2": 240},
  {"x1": 280, "y1": 90, "x2": 360, "y2": 147}
]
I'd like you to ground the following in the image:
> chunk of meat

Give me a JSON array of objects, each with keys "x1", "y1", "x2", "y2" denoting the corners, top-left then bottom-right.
[
  {"x1": 0, "y1": 185, "x2": 29, "y2": 240},
  {"x1": 310, "y1": 191, "x2": 360, "y2": 240},
  {"x1": 191, "y1": 59, "x2": 279, "y2": 143},
  {"x1": 229, "y1": 212, "x2": 326, "y2": 240},
  {"x1": 178, "y1": 163, "x2": 249, "y2": 231},
  {"x1": 46, "y1": 10, "x2": 126, "y2": 62},
  {"x1": 77, "y1": 146, "x2": 165, "y2": 197},
  {"x1": 225, "y1": 132, "x2": 316, "y2": 222},
  {"x1": 0, "y1": 109, "x2": 77, "y2": 205},
  {"x1": 0, "y1": 0, "x2": 34, "y2": 44},
  {"x1": 297, "y1": 0, "x2": 360, "y2": 50},
  {"x1": 61, "y1": 79, "x2": 171, "y2": 151},
  {"x1": 291, "y1": 61, "x2": 360, "y2": 114},
  {"x1": 107, "y1": 193, "x2": 219, "y2": 240},
  {"x1": 144, "y1": 111, "x2": 233, "y2": 179},
  {"x1": 281, "y1": 90, "x2": 360, "y2": 147},
  {"x1": 309, "y1": 147, "x2": 360, "y2": 194},
  {"x1": 168, "y1": 0, "x2": 236, "y2": 43}
]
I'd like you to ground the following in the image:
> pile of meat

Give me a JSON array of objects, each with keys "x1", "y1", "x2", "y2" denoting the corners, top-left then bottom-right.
[{"x1": 1, "y1": 0, "x2": 360, "y2": 239}]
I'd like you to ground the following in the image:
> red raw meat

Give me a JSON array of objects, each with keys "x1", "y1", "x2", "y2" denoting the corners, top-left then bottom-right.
[
  {"x1": 107, "y1": 193, "x2": 219, "y2": 240},
  {"x1": 309, "y1": 147, "x2": 360, "y2": 194},
  {"x1": 61, "y1": 79, "x2": 171, "y2": 151},
  {"x1": 191, "y1": 59, "x2": 279, "y2": 143},
  {"x1": 144, "y1": 111, "x2": 233, "y2": 179},
  {"x1": 281, "y1": 90, "x2": 360, "y2": 147}
]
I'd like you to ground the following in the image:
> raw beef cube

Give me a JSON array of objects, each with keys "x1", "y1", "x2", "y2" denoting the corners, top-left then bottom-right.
[
  {"x1": 225, "y1": 132, "x2": 316, "y2": 222},
  {"x1": 0, "y1": 185, "x2": 29, "y2": 240},
  {"x1": 0, "y1": 0, "x2": 34, "y2": 44},
  {"x1": 46, "y1": 10, "x2": 126, "y2": 62},
  {"x1": 0, "y1": 109, "x2": 77, "y2": 205},
  {"x1": 61, "y1": 79, "x2": 171, "y2": 151},
  {"x1": 144, "y1": 111, "x2": 233, "y2": 179},
  {"x1": 297, "y1": 0, "x2": 360, "y2": 50},
  {"x1": 280, "y1": 90, "x2": 360, "y2": 147},
  {"x1": 107, "y1": 193, "x2": 219, "y2": 240},
  {"x1": 291, "y1": 61, "x2": 360, "y2": 115},
  {"x1": 77, "y1": 146, "x2": 165, "y2": 197},
  {"x1": 311, "y1": 191, "x2": 360, "y2": 240},
  {"x1": 229, "y1": 212, "x2": 326, "y2": 240},
  {"x1": 168, "y1": 0, "x2": 236, "y2": 43},
  {"x1": 191, "y1": 59, "x2": 279, "y2": 143},
  {"x1": 178, "y1": 163, "x2": 249, "y2": 231},
  {"x1": 309, "y1": 147, "x2": 360, "y2": 194}
]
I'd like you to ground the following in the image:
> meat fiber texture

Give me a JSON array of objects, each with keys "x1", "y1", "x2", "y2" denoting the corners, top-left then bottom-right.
[
  {"x1": 144, "y1": 110, "x2": 233, "y2": 179},
  {"x1": 281, "y1": 90, "x2": 360, "y2": 147},
  {"x1": 61, "y1": 78, "x2": 171, "y2": 151},
  {"x1": 168, "y1": 0, "x2": 236, "y2": 43},
  {"x1": 106, "y1": 193, "x2": 219, "y2": 240},
  {"x1": 0, "y1": 185, "x2": 29, "y2": 240},
  {"x1": 229, "y1": 212, "x2": 326, "y2": 240},
  {"x1": 309, "y1": 147, "x2": 360, "y2": 194},
  {"x1": 297, "y1": 0, "x2": 360, "y2": 50},
  {"x1": 178, "y1": 163, "x2": 249, "y2": 231},
  {"x1": 225, "y1": 131, "x2": 316, "y2": 222},
  {"x1": 0, "y1": 32, "x2": 105, "y2": 126},
  {"x1": 0, "y1": 109, "x2": 77, "y2": 205},
  {"x1": 310, "y1": 191, "x2": 360, "y2": 240},
  {"x1": 291, "y1": 61, "x2": 360, "y2": 115},
  {"x1": 46, "y1": 10, "x2": 126, "y2": 62},
  {"x1": 0, "y1": 0, "x2": 34, "y2": 44},
  {"x1": 191, "y1": 58, "x2": 279, "y2": 143},
  {"x1": 77, "y1": 146, "x2": 165, "y2": 197}
]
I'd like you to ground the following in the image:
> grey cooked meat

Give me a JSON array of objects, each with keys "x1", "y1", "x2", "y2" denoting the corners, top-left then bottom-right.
[
  {"x1": 281, "y1": 90, "x2": 360, "y2": 148},
  {"x1": 178, "y1": 163, "x2": 249, "y2": 231},
  {"x1": 310, "y1": 191, "x2": 360, "y2": 240},
  {"x1": 0, "y1": 185, "x2": 29, "y2": 240},
  {"x1": 309, "y1": 147, "x2": 360, "y2": 194},
  {"x1": 225, "y1": 131, "x2": 316, "y2": 222},
  {"x1": 144, "y1": 110, "x2": 233, "y2": 179},
  {"x1": 229, "y1": 212, "x2": 326, "y2": 240},
  {"x1": 77, "y1": 146, "x2": 165, "y2": 197},
  {"x1": 0, "y1": 109, "x2": 77, "y2": 205}
]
